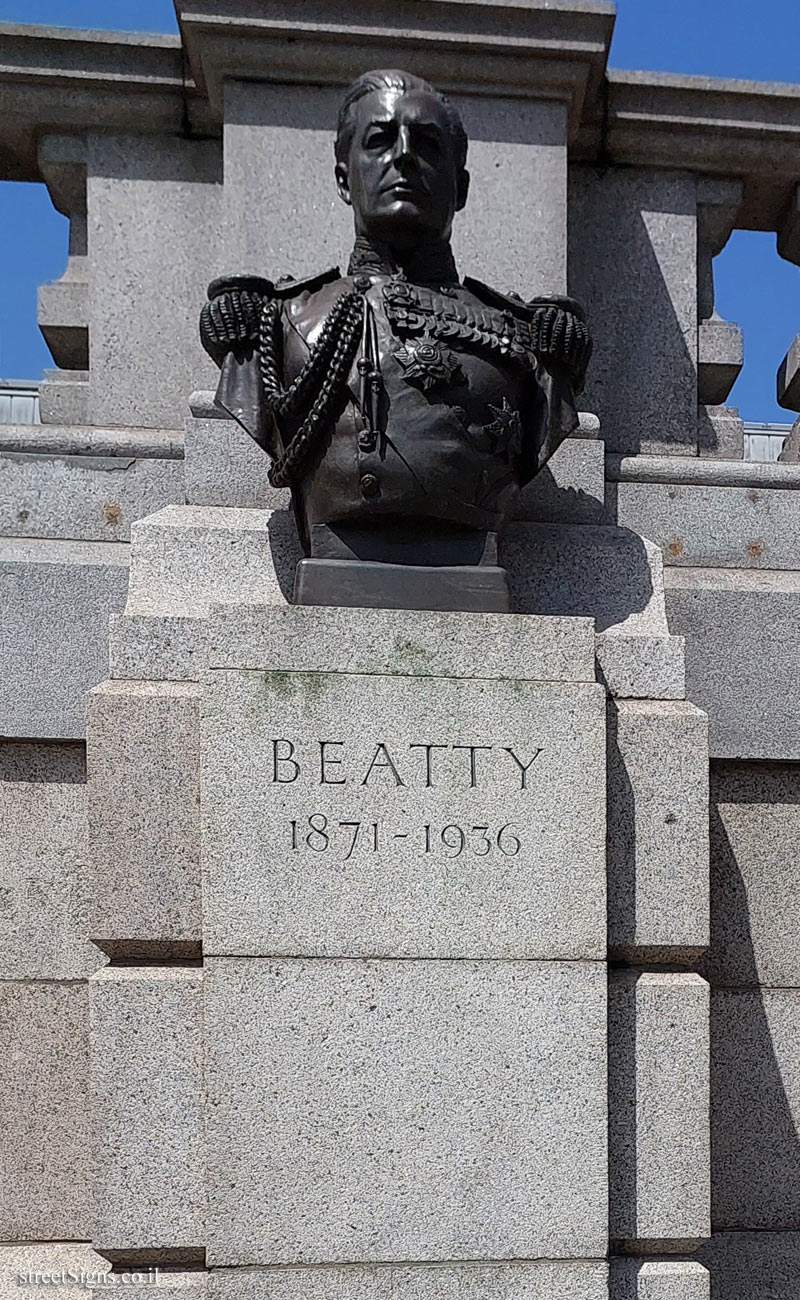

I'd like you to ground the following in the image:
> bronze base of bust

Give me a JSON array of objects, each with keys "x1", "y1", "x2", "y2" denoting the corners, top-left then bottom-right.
[{"x1": 293, "y1": 558, "x2": 510, "y2": 613}]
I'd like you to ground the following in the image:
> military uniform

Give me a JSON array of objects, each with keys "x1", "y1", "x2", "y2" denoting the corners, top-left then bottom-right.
[{"x1": 200, "y1": 242, "x2": 591, "y2": 562}]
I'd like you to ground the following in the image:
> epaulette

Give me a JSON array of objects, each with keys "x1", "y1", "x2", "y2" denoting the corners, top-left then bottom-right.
[
  {"x1": 463, "y1": 276, "x2": 587, "y2": 325},
  {"x1": 273, "y1": 267, "x2": 342, "y2": 299}
]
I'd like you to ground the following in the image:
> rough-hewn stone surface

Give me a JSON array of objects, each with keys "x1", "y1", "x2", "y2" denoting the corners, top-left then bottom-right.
[
  {"x1": 607, "y1": 700, "x2": 709, "y2": 962},
  {"x1": 87, "y1": 680, "x2": 201, "y2": 954},
  {"x1": 205, "y1": 957, "x2": 607, "y2": 1266},
  {"x1": 90, "y1": 968, "x2": 205, "y2": 1257},
  {"x1": 202, "y1": 667, "x2": 606, "y2": 959},
  {"x1": 0, "y1": 982, "x2": 90, "y2": 1240},
  {"x1": 609, "y1": 972, "x2": 710, "y2": 1249}
]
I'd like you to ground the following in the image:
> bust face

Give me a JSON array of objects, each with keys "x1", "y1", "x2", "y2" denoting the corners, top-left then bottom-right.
[{"x1": 335, "y1": 85, "x2": 469, "y2": 249}]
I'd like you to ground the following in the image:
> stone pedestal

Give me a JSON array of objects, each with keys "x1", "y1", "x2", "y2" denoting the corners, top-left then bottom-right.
[
  {"x1": 79, "y1": 503, "x2": 712, "y2": 1295},
  {"x1": 201, "y1": 607, "x2": 608, "y2": 1281}
]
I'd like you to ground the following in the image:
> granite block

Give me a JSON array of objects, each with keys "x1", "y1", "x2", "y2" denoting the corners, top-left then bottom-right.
[
  {"x1": 515, "y1": 437, "x2": 606, "y2": 524},
  {"x1": 38, "y1": 368, "x2": 89, "y2": 426},
  {"x1": 502, "y1": 524, "x2": 668, "y2": 635},
  {"x1": 616, "y1": 479, "x2": 800, "y2": 569},
  {"x1": 205, "y1": 957, "x2": 607, "y2": 1265},
  {"x1": 207, "y1": 605, "x2": 596, "y2": 682},
  {"x1": 711, "y1": 989, "x2": 800, "y2": 1230},
  {"x1": 87, "y1": 680, "x2": 201, "y2": 955},
  {"x1": 0, "y1": 1244, "x2": 110, "y2": 1296},
  {"x1": 0, "y1": 446, "x2": 184, "y2": 542},
  {"x1": 184, "y1": 409, "x2": 288, "y2": 510},
  {"x1": 698, "y1": 1231, "x2": 800, "y2": 1300},
  {"x1": 37, "y1": 275, "x2": 89, "y2": 370},
  {"x1": 610, "y1": 1260, "x2": 708, "y2": 1300},
  {"x1": 595, "y1": 634, "x2": 686, "y2": 700},
  {"x1": 452, "y1": 95, "x2": 568, "y2": 295},
  {"x1": 778, "y1": 331, "x2": 800, "y2": 412},
  {"x1": 0, "y1": 740, "x2": 104, "y2": 979},
  {"x1": 697, "y1": 317, "x2": 742, "y2": 407},
  {"x1": 665, "y1": 567, "x2": 800, "y2": 760},
  {"x1": 125, "y1": 506, "x2": 301, "y2": 617},
  {"x1": 202, "y1": 667, "x2": 606, "y2": 959},
  {"x1": 87, "y1": 134, "x2": 222, "y2": 429},
  {"x1": 109, "y1": 614, "x2": 209, "y2": 682},
  {"x1": 207, "y1": 1261, "x2": 608, "y2": 1300},
  {"x1": 696, "y1": 405, "x2": 744, "y2": 460},
  {"x1": 569, "y1": 166, "x2": 697, "y2": 455},
  {"x1": 607, "y1": 700, "x2": 709, "y2": 962},
  {"x1": 90, "y1": 968, "x2": 205, "y2": 1258},
  {"x1": 704, "y1": 761, "x2": 800, "y2": 989},
  {"x1": 609, "y1": 971, "x2": 710, "y2": 1249},
  {"x1": 0, "y1": 982, "x2": 90, "y2": 1240},
  {"x1": 0, "y1": 537, "x2": 130, "y2": 740}
]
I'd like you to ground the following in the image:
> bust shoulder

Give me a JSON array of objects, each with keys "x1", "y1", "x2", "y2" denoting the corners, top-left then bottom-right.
[
  {"x1": 462, "y1": 275, "x2": 587, "y2": 325},
  {"x1": 273, "y1": 267, "x2": 342, "y2": 300}
]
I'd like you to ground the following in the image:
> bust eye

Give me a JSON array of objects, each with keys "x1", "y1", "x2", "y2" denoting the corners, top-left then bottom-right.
[{"x1": 364, "y1": 127, "x2": 393, "y2": 150}]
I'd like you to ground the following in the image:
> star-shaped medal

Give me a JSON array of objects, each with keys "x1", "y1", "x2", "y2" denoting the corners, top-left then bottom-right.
[{"x1": 484, "y1": 398, "x2": 523, "y2": 457}]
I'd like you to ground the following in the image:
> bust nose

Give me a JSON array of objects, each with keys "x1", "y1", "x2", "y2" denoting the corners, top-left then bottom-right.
[{"x1": 393, "y1": 123, "x2": 414, "y2": 169}]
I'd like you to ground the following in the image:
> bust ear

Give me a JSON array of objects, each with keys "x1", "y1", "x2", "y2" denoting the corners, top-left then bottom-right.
[
  {"x1": 455, "y1": 168, "x2": 470, "y2": 213},
  {"x1": 335, "y1": 162, "x2": 352, "y2": 207}
]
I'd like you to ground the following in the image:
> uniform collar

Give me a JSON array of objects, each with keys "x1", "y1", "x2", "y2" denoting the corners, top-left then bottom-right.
[{"x1": 347, "y1": 235, "x2": 460, "y2": 287}]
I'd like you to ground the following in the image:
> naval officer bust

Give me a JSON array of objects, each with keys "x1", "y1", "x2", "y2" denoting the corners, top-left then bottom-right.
[{"x1": 199, "y1": 69, "x2": 592, "y2": 610}]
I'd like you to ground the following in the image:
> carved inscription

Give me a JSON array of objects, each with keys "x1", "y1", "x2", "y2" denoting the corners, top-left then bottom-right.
[
  {"x1": 271, "y1": 739, "x2": 543, "y2": 789},
  {"x1": 272, "y1": 738, "x2": 543, "y2": 863}
]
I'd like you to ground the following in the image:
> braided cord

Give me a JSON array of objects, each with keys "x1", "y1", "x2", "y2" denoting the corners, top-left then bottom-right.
[{"x1": 264, "y1": 291, "x2": 364, "y2": 488}]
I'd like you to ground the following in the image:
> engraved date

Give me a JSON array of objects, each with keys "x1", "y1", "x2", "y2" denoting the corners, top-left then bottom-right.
[{"x1": 289, "y1": 815, "x2": 521, "y2": 859}]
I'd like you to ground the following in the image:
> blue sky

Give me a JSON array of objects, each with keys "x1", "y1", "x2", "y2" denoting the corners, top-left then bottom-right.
[{"x1": 1, "y1": 0, "x2": 799, "y2": 422}]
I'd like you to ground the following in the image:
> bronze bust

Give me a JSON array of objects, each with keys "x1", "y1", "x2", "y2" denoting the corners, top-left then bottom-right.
[{"x1": 200, "y1": 69, "x2": 591, "y2": 610}]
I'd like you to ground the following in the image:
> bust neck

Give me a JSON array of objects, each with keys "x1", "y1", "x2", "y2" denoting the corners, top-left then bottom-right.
[{"x1": 347, "y1": 235, "x2": 459, "y2": 286}]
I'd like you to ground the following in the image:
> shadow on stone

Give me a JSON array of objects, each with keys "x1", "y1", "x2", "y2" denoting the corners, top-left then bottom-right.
[{"x1": 700, "y1": 768, "x2": 800, "y2": 1268}]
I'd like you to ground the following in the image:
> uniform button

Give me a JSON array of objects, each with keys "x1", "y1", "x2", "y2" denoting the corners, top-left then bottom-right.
[
  {"x1": 360, "y1": 473, "x2": 380, "y2": 498},
  {"x1": 354, "y1": 274, "x2": 372, "y2": 293}
]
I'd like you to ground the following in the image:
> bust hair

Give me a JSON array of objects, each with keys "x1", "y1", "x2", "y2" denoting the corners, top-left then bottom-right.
[{"x1": 335, "y1": 68, "x2": 468, "y2": 170}]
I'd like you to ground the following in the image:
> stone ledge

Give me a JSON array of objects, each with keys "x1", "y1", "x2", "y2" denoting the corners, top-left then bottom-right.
[
  {"x1": 607, "y1": 453, "x2": 800, "y2": 489},
  {"x1": 0, "y1": 424, "x2": 184, "y2": 459},
  {"x1": 207, "y1": 604, "x2": 597, "y2": 683},
  {"x1": 207, "y1": 1261, "x2": 607, "y2": 1300}
]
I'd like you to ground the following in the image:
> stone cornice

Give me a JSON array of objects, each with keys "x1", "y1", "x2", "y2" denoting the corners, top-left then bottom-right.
[
  {"x1": 576, "y1": 69, "x2": 800, "y2": 230},
  {"x1": 0, "y1": 23, "x2": 212, "y2": 181},
  {"x1": 175, "y1": 0, "x2": 616, "y2": 138}
]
